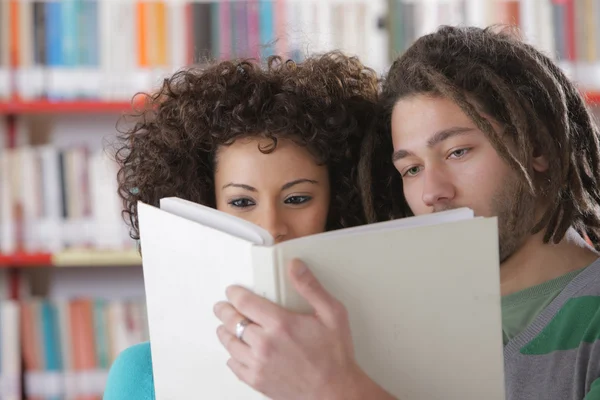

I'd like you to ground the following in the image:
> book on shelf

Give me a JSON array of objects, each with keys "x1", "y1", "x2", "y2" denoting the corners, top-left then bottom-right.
[
  {"x1": 0, "y1": 295, "x2": 148, "y2": 400},
  {"x1": 0, "y1": 0, "x2": 386, "y2": 102},
  {"x1": 0, "y1": 143, "x2": 133, "y2": 256},
  {"x1": 138, "y1": 197, "x2": 505, "y2": 400},
  {"x1": 2, "y1": 0, "x2": 600, "y2": 102},
  {"x1": 386, "y1": 0, "x2": 600, "y2": 90},
  {"x1": 0, "y1": 300, "x2": 20, "y2": 400}
]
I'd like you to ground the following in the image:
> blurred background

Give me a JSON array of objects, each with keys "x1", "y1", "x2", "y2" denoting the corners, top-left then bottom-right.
[{"x1": 0, "y1": 0, "x2": 598, "y2": 399}]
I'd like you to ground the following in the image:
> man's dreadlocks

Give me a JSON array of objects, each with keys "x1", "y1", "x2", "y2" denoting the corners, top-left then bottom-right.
[{"x1": 375, "y1": 25, "x2": 600, "y2": 248}]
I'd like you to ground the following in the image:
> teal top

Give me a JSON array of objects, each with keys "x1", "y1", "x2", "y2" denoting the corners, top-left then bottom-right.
[{"x1": 103, "y1": 342, "x2": 155, "y2": 400}]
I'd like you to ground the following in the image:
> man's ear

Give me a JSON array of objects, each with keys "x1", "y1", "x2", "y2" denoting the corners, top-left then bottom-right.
[
  {"x1": 532, "y1": 153, "x2": 549, "y2": 173},
  {"x1": 530, "y1": 139, "x2": 550, "y2": 173}
]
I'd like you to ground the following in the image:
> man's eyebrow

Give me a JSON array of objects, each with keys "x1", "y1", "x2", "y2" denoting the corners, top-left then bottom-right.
[
  {"x1": 392, "y1": 149, "x2": 413, "y2": 162},
  {"x1": 426, "y1": 127, "x2": 475, "y2": 147},
  {"x1": 222, "y1": 183, "x2": 257, "y2": 192},
  {"x1": 392, "y1": 127, "x2": 475, "y2": 162}
]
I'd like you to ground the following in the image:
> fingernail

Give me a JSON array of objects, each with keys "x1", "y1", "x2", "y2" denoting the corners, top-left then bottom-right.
[{"x1": 292, "y1": 260, "x2": 307, "y2": 277}]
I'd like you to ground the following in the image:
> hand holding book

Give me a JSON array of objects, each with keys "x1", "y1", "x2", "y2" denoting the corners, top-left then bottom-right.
[
  {"x1": 139, "y1": 199, "x2": 504, "y2": 399},
  {"x1": 214, "y1": 259, "x2": 398, "y2": 400}
]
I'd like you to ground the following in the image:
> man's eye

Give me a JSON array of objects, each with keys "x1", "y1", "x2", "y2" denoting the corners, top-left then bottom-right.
[
  {"x1": 403, "y1": 166, "x2": 421, "y2": 177},
  {"x1": 449, "y1": 148, "x2": 469, "y2": 158}
]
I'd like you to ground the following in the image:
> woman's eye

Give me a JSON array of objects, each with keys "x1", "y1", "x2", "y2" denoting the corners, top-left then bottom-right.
[
  {"x1": 284, "y1": 195, "x2": 312, "y2": 205},
  {"x1": 229, "y1": 198, "x2": 255, "y2": 208}
]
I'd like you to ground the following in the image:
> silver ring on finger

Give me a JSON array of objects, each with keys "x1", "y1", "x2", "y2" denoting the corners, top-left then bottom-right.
[{"x1": 235, "y1": 318, "x2": 252, "y2": 343}]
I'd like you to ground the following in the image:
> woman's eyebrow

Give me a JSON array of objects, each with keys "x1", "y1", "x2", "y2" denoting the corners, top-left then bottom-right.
[
  {"x1": 281, "y1": 179, "x2": 318, "y2": 191},
  {"x1": 222, "y1": 183, "x2": 257, "y2": 192}
]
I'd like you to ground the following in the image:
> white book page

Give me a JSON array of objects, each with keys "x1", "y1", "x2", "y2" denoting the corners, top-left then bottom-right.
[
  {"x1": 306, "y1": 207, "x2": 474, "y2": 242},
  {"x1": 160, "y1": 197, "x2": 273, "y2": 245},
  {"x1": 275, "y1": 217, "x2": 504, "y2": 400},
  {"x1": 159, "y1": 198, "x2": 472, "y2": 245},
  {"x1": 139, "y1": 202, "x2": 266, "y2": 399}
]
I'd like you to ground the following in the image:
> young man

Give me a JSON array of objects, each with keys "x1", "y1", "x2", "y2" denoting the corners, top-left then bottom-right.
[
  {"x1": 215, "y1": 26, "x2": 600, "y2": 400},
  {"x1": 379, "y1": 25, "x2": 600, "y2": 400}
]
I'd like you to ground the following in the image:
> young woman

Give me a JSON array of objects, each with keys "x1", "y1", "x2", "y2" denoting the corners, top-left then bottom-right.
[{"x1": 103, "y1": 51, "x2": 381, "y2": 399}]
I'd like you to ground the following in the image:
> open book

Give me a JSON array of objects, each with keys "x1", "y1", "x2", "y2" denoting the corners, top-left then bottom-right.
[{"x1": 138, "y1": 197, "x2": 506, "y2": 400}]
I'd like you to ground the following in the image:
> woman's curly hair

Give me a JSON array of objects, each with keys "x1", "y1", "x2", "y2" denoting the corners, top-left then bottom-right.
[{"x1": 115, "y1": 51, "x2": 380, "y2": 240}]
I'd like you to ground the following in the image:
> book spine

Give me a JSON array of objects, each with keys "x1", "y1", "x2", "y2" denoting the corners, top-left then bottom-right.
[
  {"x1": 218, "y1": 0, "x2": 231, "y2": 60},
  {"x1": 40, "y1": 301, "x2": 62, "y2": 400},
  {"x1": 247, "y1": 0, "x2": 260, "y2": 59},
  {"x1": 250, "y1": 246, "x2": 279, "y2": 304},
  {"x1": 0, "y1": 0, "x2": 10, "y2": 100},
  {"x1": 45, "y1": 0, "x2": 62, "y2": 100},
  {"x1": 1, "y1": 301, "x2": 21, "y2": 400},
  {"x1": 258, "y1": 0, "x2": 274, "y2": 59},
  {"x1": 169, "y1": 0, "x2": 186, "y2": 70}
]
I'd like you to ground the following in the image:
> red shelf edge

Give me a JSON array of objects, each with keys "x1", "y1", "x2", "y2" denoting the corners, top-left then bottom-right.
[
  {"x1": 0, "y1": 91, "x2": 598, "y2": 115},
  {"x1": 0, "y1": 100, "x2": 136, "y2": 115},
  {"x1": 584, "y1": 91, "x2": 600, "y2": 105},
  {"x1": 0, "y1": 252, "x2": 53, "y2": 267},
  {"x1": 0, "y1": 251, "x2": 142, "y2": 268}
]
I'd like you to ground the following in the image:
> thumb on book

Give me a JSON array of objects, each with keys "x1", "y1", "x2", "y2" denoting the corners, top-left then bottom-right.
[{"x1": 289, "y1": 259, "x2": 340, "y2": 325}]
